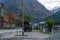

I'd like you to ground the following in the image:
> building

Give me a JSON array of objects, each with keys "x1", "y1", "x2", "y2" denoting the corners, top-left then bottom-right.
[{"x1": 39, "y1": 21, "x2": 48, "y2": 32}]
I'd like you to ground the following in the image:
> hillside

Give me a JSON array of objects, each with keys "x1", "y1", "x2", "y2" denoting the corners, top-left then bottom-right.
[{"x1": 0, "y1": 0, "x2": 52, "y2": 22}]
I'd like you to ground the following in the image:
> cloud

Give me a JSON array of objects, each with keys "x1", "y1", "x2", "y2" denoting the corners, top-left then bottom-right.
[{"x1": 37, "y1": 0, "x2": 60, "y2": 10}]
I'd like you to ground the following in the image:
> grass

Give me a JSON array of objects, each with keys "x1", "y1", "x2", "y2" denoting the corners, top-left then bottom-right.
[
  {"x1": 39, "y1": 30, "x2": 51, "y2": 35},
  {"x1": 33, "y1": 27, "x2": 40, "y2": 30}
]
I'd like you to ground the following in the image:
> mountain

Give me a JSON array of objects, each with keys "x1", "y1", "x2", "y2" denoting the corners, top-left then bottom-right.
[
  {"x1": 0, "y1": 0, "x2": 52, "y2": 22},
  {"x1": 45, "y1": 7, "x2": 60, "y2": 23},
  {"x1": 51, "y1": 7, "x2": 60, "y2": 13}
]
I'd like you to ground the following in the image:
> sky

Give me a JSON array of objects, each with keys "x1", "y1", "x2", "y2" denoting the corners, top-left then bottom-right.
[{"x1": 37, "y1": 0, "x2": 60, "y2": 10}]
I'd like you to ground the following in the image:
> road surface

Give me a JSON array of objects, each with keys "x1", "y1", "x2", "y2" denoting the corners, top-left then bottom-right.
[{"x1": 2, "y1": 30, "x2": 50, "y2": 40}]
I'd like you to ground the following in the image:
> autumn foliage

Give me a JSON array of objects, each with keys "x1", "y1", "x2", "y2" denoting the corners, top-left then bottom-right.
[{"x1": 7, "y1": 13, "x2": 16, "y2": 24}]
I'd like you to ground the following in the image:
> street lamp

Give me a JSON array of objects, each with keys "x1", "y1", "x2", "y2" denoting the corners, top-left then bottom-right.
[{"x1": 22, "y1": 0, "x2": 24, "y2": 35}]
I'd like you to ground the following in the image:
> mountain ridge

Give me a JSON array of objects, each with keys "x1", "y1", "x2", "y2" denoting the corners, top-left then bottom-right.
[
  {"x1": 45, "y1": 7, "x2": 60, "y2": 22},
  {"x1": 0, "y1": 0, "x2": 52, "y2": 22}
]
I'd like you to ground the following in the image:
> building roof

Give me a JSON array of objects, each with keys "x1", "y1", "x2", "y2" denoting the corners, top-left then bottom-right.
[{"x1": 39, "y1": 21, "x2": 45, "y2": 24}]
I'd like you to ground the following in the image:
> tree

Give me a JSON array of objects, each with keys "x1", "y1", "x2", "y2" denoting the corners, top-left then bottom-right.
[
  {"x1": 16, "y1": 14, "x2": 22, "y2": 27},
  {"x1": 17, "y1": 14, "x2": 31, "y2": 27},
  {"x1": 24, "y1": 14, "x2": 31, "y2": 22},
  {"x1": 46, "y1": 20, "x2": 55, "y2": 31},
  {"x1": 16, "y1": 13, "x2": 31, "y2": 36},
  {"x1": 7, "y1": 13, "x2": 16, "y2": 28}
]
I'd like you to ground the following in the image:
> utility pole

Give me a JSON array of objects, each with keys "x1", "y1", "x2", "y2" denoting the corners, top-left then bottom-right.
[
  {"x1": 0, "y1": 3, "x2": 3, "y2": 16},
  {"x1": 0, "y1": 3, "x2": 4, "y2": 28},
  {"x1": 0, "y1": 3, "x2": 3, "y2": 40},
  {"x1": 1, "y1": 7, "x2": 3, "y2": 16},
  {"x1": 22, "y1": 0, "x2": 24, "y2": 35}
]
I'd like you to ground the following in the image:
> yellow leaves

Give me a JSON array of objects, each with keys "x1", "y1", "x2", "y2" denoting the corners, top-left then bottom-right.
[
  {"x1": 7, "y1": 13, "x2": 16, "y2": 24},
  {"x1": 18, "y1": 17, "x2": 22, "y2": 22}
]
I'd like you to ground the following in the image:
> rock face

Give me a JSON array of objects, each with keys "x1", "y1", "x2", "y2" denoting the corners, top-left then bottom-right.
[{"x1": 0, "y1": 0, "x2": 52, "y2": 22}]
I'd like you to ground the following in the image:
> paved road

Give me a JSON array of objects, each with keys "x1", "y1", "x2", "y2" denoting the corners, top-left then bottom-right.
[
  {"x1": 24, "y1": 31, "x2": 50, "y2": 38},
  {"x1": 2, "y1": 30, "x2": 50, "y2": 40}
]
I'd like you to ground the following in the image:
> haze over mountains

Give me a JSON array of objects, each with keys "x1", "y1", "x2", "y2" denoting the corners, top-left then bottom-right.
[
  {"x1": 0, "y1": 0, "x2": 52, "y2": 22},
  {"x1": 51, "y1": 7, "x2": 60, "y2": 13},
  {"x1": 45, "y1": 7, "x2": 60, "y2": 23}
]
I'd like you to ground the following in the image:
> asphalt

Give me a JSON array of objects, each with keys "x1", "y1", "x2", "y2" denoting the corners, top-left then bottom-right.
[{"x1": 2, "y1": 30, "x2": 50, "y2": 40}]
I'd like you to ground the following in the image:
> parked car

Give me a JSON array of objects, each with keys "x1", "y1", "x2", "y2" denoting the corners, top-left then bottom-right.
[{"x1": 24, "y1": 22, "x2": 32, "y2": 32}]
